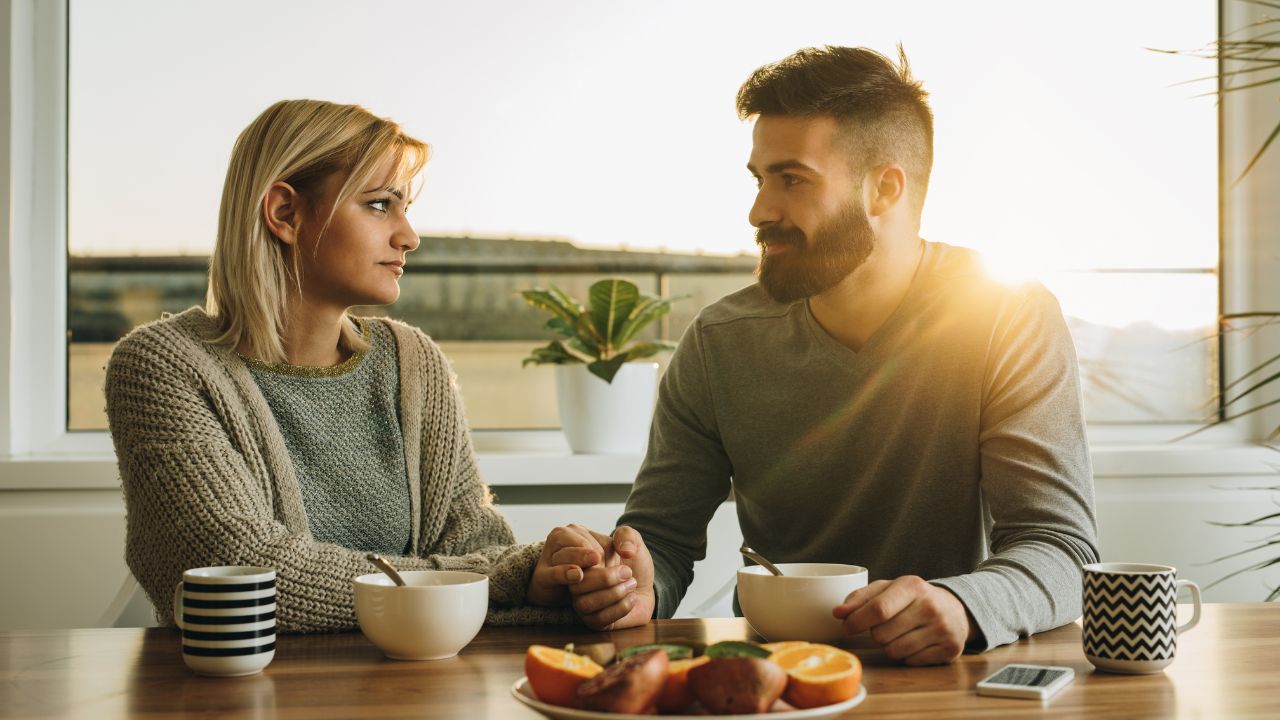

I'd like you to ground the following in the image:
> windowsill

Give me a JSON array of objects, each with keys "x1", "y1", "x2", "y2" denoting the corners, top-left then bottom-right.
[{"x1": 0, "y1": 433, "x2": 1275, "y2": 492}]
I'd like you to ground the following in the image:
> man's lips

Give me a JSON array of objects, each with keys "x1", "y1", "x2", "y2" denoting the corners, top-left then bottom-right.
[{"x1": 762, "y1": 241, "x2": 795, "y2": 255}]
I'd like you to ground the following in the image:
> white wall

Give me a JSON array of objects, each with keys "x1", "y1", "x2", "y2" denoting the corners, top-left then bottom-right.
[{"x1": 2, "y1": 448, "x2": 1277, "y2": 630}]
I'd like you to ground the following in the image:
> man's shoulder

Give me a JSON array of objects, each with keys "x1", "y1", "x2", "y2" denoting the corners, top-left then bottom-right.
[
  {"x1": 695, "y1": 283, "x2": 799, "y2": 330},
  {"x1": 923, "y1": 242, "x2": 1060, "y2": 314}
]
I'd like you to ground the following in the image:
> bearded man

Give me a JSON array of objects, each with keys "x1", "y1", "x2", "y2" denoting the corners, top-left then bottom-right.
[{"x1": 565, "y1": 45, "x2": 1099, "y2": 665}]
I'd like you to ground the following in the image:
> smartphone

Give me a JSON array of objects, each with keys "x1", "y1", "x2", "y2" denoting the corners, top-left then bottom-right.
[{"x1": 975, "y1": 663, "x2": 1074, "y2": 700}]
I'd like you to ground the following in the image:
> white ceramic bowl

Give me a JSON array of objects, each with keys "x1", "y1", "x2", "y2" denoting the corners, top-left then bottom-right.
[
  {"x1": 738, "y1": 563, "x2": 868, "y2": 643},
  {"x1": 353, "y1": 570, "x2": 488, "y2": 660}
]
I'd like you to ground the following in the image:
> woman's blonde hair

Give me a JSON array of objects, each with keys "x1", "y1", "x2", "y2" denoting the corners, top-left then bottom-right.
[{"x1": 206, "y1": 99, "x2": 428, "y2": 363}]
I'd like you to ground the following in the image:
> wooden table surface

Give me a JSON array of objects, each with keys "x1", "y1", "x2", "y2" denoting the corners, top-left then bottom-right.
[{"x1": 1, "y1": 603, "x2": 1276, "y2": 719}]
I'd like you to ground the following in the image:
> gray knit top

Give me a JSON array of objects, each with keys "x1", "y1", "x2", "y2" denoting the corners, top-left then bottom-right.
[{"x1": 245, "y1": 319, "x2": 412, "y2": 556}]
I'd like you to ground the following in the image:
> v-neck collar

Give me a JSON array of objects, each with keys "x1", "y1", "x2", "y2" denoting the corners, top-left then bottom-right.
[{"x1": 801, "y1": 240, "x2": 936, "y2": 365}]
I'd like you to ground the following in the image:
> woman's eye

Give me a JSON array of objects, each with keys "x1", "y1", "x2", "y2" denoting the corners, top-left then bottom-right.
[{"x1": 368, "y1": 199, "x2": 391, "y2": 213}]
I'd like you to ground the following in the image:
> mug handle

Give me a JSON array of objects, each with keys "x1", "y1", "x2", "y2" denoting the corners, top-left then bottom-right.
[
  {"x1": 172, "y1": 580, "x2": 185, "y2": 630},
  {"x1": 1175, "y1": 579, "x2": 1201, "y2": 634}
]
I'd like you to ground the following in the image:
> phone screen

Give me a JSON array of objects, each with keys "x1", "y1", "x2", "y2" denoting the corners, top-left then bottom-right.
[{"x1": 985, "y1": 665, "x2": 1071, "y2": 688}]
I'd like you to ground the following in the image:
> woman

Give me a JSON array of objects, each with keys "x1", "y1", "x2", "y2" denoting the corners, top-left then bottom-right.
[{"x1": 105, "y1": 99, "x2": 632, "y2": 632}]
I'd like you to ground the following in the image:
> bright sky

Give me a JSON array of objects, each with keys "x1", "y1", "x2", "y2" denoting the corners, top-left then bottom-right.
[{"x1": 69, "y1": 0, "x2": 1217, "y2": 328}]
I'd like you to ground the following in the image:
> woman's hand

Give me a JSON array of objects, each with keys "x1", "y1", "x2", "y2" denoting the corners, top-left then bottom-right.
[
  {"x1": 567, "y1": 526, "x2": 655, "y2": 630},
  {"x1": 526, "y1": 524, "x2": 615, "y2": 607}
]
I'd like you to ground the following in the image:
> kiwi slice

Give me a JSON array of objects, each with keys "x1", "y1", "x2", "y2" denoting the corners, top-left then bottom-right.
[
  {"x1": 617, "y1": 643, "x2": 694, "y2": 661},
  {"x1": 704, "y1": 640, "x2": 771, "y2": 659}
]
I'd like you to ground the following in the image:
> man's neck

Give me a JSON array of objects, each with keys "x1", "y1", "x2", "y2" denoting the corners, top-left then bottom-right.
[{"x1": 808, "y1": 236, "x2": 925, "y2": 352}]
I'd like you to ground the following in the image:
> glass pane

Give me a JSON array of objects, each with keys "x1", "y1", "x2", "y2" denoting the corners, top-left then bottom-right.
[
  {"x1": 68, "y1": 0, "x2": 1217, "y2": 431},
  {"x1": 1045, "y1": 272, "x2": 1218, "y2": 423}
]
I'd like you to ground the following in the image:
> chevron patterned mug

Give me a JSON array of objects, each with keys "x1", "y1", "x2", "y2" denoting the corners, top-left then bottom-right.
[{"x1": 1082, "y1": 562, "x2": 1201, "y2": 674}]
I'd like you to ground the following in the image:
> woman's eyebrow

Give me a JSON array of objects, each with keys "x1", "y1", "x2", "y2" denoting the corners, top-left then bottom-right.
[{"x1": 362, "y1": 186, "x2": 405, "y2": 200}]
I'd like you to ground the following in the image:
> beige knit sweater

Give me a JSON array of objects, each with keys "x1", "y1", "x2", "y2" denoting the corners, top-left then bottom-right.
[{"x1": 105, "y1": 307, "x2": 575, "y2": 632}]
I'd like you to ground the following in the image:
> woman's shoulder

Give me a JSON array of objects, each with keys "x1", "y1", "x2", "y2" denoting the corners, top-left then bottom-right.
[
  {"x1": 365, "y1": 316, "x2": 445, "y2": 360},
  {"x1": 107, "y1": 307, "x2": 224, "y2": 377}
]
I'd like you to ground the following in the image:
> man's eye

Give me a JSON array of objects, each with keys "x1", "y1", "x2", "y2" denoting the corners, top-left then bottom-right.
[{"x1": 783, "y1": 174, "x2": 802, "y2": 187}]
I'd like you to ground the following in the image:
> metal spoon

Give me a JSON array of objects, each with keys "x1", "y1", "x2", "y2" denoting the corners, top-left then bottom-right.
[
  {"x1": 366, "y1": 553, "x2": 407, "y2": 586},
  {"x1": 739, "y1": 545, "x2": 784, "y2": 576}
]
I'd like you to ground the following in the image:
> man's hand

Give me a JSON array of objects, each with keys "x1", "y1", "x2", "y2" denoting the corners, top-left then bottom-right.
[
  {"x1": 832, "y1": 576, "x2": 977, "y2": 665},
  {"x1": 568, "y1": 525, "x2": 656, "y2": 630},
  {"x1": 526, "y1": 524, "x2": 613, "y2": 607}
]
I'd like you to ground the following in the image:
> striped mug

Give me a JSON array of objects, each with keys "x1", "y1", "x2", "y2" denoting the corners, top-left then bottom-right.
[
  {"x1": 1082, "y1": 562, "x2": 1201, "y2": 674},
  {"x1": 172, "y1": 566, "x2": 277, "y2": 676}
]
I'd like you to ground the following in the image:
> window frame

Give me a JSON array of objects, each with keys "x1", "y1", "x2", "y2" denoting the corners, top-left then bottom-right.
[{"x1": 2, "y1": 0, "x2": 1269, "y2": 489}]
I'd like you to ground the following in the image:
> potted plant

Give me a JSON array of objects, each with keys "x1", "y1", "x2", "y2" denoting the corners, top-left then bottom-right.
[{"x1": 520, "y1": 278, "x2": 686, "y2": 454}]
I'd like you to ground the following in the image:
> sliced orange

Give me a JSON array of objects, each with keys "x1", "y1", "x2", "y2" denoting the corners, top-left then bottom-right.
[
  {"x1": 768, "y1": 643, "x2": 862, "y2": 709},
  {"x1": 761, "y1": 640, "x2": 811, "y2": 653},
  {"x1": 525, "y1": 645, "x2": 603, "y2": 707},
  {"x1": 655, "y1": 655, "x2": 711, "y2": 713}
]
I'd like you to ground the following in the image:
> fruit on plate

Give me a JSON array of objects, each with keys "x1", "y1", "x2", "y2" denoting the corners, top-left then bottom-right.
[
  {"x1": 617, "y1": 642, "x2": 694, "y2": 661},
  {"x1": 571, "y1": 642, "x2": 618, "y2": 666},
  {"x1": 761, "y1": 640, "x2": 811, "y2": 653},
  {"x1": 525, "y1": 645, "x2": 603, "y2": 707},
  {"x1": 687, "y1": 656, "x2": 788, "y2": 714},
  {"x1": 768, "y1": 643, "x2": 862, "y2": 709},
  {"x1": 655, "y1": 655, "x2": 711, "y2": 713},
  {"x1": 575, "y1": 648, "x2": 670, "y2": 713},
  {"x1": 703, "y1": 640, "x2": 771, "y2": 659}
]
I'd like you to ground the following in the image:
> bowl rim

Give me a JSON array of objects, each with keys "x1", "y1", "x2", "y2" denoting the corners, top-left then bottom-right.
[
  {"x1": 737, "y1": 563, "x2": 868, "y2": 578},
  {"x1": 353, "y1": 570, "x2": 490, "y2": 588}
]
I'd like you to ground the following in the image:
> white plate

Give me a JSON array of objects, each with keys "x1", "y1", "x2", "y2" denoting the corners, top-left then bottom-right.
[{"x1": 510, "y1": 676, "x2": 867, "y2": 719}]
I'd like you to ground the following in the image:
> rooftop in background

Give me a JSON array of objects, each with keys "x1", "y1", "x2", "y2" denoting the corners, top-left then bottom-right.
[{"x1": 69, "y1": 236, "x2": 760, "y2": 274}]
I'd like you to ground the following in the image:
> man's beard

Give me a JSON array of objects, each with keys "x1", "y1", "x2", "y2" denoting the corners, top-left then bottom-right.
[{"x1": 755, "y1": 198, "x2": 876, "y2": 303}]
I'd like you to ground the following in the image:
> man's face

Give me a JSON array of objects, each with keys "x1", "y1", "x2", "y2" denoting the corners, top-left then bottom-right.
[{"x1": 747, "y1": 115, "x2": 875, "y2": 303}]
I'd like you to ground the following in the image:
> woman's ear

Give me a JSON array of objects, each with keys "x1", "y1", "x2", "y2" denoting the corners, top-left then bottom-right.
[{"x1": 262, "y1": 181, "x2": 303, "y2": 246}]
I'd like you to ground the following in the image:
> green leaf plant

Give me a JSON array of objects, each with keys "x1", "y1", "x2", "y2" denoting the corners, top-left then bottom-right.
[{"x1": 520, "y1": 279, "x2": 687, "y2": 384}]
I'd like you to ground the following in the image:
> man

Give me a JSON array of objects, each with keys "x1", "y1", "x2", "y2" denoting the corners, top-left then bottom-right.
[{"x1": 568, "y1": 45, "x2": 1099, "y2": 665}]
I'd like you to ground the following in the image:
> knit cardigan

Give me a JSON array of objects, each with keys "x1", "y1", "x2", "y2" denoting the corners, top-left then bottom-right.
[{"x1": 105, "y1": 307, "x2": 575, "y2": 632}]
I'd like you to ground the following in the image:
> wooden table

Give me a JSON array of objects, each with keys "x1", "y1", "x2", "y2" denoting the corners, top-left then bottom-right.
[{"x1": 2, "y1": 604, "x2": 1276, "y2": 719}]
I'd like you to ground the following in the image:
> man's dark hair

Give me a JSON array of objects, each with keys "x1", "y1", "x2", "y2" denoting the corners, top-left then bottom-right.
[{"x1": 736, "y1": 45, "x2": 934, "y2": 215}]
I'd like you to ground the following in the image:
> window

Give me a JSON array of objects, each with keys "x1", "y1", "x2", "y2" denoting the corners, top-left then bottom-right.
[{"x1": 67, "y1": 1, "x2": 1217, "y2": 432}]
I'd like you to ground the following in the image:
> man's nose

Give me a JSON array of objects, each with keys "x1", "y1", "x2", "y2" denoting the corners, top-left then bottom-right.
[{"x1": 749, "y1": 189, "x2": 781, "y2": 228}]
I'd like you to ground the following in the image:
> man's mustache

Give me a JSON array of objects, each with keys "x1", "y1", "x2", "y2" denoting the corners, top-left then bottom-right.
[{"x1": 756, "y1": 225, "x2": 806, "y2": 248}]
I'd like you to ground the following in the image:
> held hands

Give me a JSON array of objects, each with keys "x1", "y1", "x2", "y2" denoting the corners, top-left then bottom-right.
[
  {"x1": 832, "y1": 575, "x2": 978, "y2": 666},
  {"x1": 527, "y1": 524, "x2": 615, "y2": 607},
  {"x1": 568, "y1": 525, "x2": 656, "y2": 630}
]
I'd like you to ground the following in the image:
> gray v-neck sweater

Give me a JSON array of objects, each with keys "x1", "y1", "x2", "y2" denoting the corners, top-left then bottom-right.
[{"x1": 619, "y1": 241, "x2": 1099, "y2": 650}]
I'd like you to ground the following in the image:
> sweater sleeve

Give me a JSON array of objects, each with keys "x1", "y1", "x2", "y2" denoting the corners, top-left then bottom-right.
[
  {"x1": 617, "y1": 320, "x2": 734, "y2": 618},
  {"x1": 406, "y1": 330, "x2": 577, "y2": 627},
  {"x1": 930, "y1": 285, "x2": 1100, "y2": 651}
]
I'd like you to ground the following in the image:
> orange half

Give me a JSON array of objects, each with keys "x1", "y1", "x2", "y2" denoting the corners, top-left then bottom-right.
[
  {"x1": 525, "y1": 645, "x2": 603, "y2": 707},
  {"x1": 768, "y1": 643, "x2": 862, "y2": 709}
]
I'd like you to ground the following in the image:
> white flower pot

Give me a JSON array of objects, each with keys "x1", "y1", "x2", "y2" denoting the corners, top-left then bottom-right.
[{"x1": 555, "y1": 362, "x2": 659, "y2": 454}]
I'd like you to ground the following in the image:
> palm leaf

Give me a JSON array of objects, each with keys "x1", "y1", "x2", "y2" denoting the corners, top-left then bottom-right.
[
  {"x1": 588, "y1": 279, "x2": 640, "y2": 358},
  {"x1": 620, "y1": 341, "x2": 677, "y2": 362},
  {"x1": 521, "y1": 340, "x2": 586, "y2": 367}
]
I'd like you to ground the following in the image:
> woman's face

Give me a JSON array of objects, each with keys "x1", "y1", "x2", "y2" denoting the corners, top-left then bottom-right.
[{"x1": 294, "y1": 156, "x2": 419, "y2": 311}]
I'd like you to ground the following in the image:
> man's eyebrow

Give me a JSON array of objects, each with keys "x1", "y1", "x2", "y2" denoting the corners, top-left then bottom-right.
[{"x1": 746, "y1": 160, "x2": 819, "y2": 176}]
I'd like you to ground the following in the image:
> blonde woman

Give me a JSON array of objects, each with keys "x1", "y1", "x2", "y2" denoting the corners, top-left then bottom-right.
[{"x1": 105, "y1": 99, "x2": 636, "y2": 633}]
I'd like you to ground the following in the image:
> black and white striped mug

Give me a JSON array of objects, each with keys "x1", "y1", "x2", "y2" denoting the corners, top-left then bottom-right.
[
  {"x1": 172, "y1": 566, "x2": 277, "y2": 677},
  {"x1": 1082, "y1": 562, "x2": 1201, "y2": 674}
]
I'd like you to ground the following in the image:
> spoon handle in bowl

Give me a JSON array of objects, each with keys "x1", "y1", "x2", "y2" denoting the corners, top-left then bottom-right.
[{"x1": 366, "y1": 553, "x2": 407, "y2": 586}]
